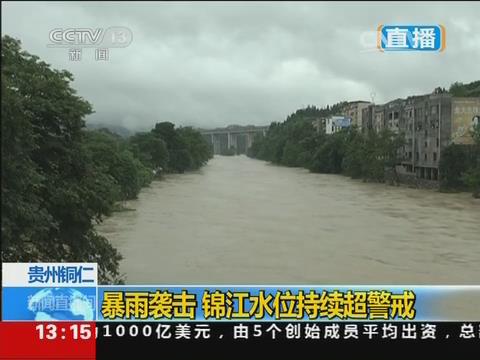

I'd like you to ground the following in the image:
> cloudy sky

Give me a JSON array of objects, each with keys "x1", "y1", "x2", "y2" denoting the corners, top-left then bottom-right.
[{"x1": 2, "y1": 1, "x2": 480, "y2": 130}]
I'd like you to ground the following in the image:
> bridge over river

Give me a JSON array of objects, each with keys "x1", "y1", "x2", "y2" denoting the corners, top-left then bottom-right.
[{"x1": 199, "y1": 125, "x2": 268, "y2": 154}]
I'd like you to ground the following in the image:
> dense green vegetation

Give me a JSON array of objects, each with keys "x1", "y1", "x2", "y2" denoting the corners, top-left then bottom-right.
[
  {"x1": 249, "y1": 105, "x2": 405, "y2": 183},
  {"x1": 1, "y1": 36, "x2": 212, "y2": 282},
  {"x1": 430, "y1": 82, "x2": 480, "y2": 197},
  {"x1": 440, "y1": 124, "x2": 480, "y2": 197},
  {"x1": 449, "y1": 81, "x2": 480, "y2": 97}
]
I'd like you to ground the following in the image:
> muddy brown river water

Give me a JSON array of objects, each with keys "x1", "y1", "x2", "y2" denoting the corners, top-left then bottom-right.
[{"x1": 96, "y1": 155, "x2": 479, "y2": 285}]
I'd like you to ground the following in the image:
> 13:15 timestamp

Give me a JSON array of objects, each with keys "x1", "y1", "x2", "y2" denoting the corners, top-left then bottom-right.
[{"x1": 36, "y1": 324, "x2": 96, "y2": 340}]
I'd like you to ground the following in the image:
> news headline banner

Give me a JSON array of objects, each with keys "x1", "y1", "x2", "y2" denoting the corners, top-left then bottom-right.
[
  {"x1": 98, "y1": 286, "x2": 480, "y2": 322},
  {"x1": 2, "y1": 263, "x2": 480, "y2": 321}
]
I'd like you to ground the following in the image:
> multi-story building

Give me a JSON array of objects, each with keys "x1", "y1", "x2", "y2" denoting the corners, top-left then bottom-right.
[
  {"x1": 396, "y1": 94, "x2": 480, "y2": 181},
  {"x1": 325, "y1": 116, "x2": 352, "y2": 134},
  {"x1": 314, "y1": 91, "x2": 478, "y2": 183},
  {"x1": 341, "y1": 101, "x2": 372, "y2": 130},
  {"x1": 312, "y1": 118, "x2": 326, "y2": 133},
  {"x1": 398, "y1": 96, "x2": 418, "y2": 172},
  {"x1": 383, "y1": 98, "x2": 405, "y2": 134},
  {"x1": 361, "y1": 104, "x2": 390, "y2": 133},
  {"x1": 373, "y1": 105, "x2": 386, "y2": 133},
  {"x1": 357, "y1": 91, "x2": 479, "y2": 183},
  {"x1": 361, "y1": 105, "x2": 375, "y2": 132}
]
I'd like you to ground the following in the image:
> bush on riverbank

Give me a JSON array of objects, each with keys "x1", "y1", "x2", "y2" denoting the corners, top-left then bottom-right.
[
  {"x1": 249, "y1": 106, "x2": 405, "y2": 183},
  {"x1": 439, "y1": 125, "x2": 480, "y2": 197},
  {"x1": 1, "y1": 36, "x2": 213, "y2": 282},
  {"x1": 83, "y1": 129, "x2": 153, "y2": 203}
]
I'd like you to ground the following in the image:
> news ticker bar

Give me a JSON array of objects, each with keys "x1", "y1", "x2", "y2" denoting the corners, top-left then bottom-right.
[{"x1": 0, "y1": 322, "x2": 479, "y2": 359}]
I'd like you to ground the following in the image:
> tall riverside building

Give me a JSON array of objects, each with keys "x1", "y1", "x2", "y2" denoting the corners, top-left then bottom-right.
[
  {"x1": 341, "y1": 101, "x2": 372, "y2": 131},
  {"x1": 361, "y1": 92, "x2": 480, "y2": 182}
]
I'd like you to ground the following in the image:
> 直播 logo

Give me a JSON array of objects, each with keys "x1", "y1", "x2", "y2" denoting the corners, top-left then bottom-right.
[{"x1": 377, "y1": 24, "x2": 446, "y2": 52}]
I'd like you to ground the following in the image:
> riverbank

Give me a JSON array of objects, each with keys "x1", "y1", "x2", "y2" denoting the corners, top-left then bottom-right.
[{"x1": 247, "y1": 110, "x2": 480, "y2": 198}]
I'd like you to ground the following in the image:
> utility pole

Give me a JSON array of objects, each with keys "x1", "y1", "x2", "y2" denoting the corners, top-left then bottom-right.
[
  {"x1": 438, "y1": 97, "x2": 442, "y2": 181},
  {"x1": 370, "y1": 91, "x2": 376, "y2": 131},
  {"x1": 413, "y1": 101, "x2": 416, "y2": 177}
]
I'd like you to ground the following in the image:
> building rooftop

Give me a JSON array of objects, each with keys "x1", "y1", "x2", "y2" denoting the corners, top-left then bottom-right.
[{"x1": 345, "y1": 100, "x2": 371, "y2": 104}]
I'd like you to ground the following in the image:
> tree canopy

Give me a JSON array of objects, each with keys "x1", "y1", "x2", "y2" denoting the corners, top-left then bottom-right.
[
  {"x1": 1, "y1": 36, "x2": 213, "y2": 282},
  {"x1": 248, "y1": 105, "x2": 405, "y2": 183}
]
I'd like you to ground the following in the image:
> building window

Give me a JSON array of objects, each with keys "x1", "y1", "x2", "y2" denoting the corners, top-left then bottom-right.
[
  {"x1": 424, "y1": 153, "x2": 427, "y2": 161},
  {"x1": 436, "y1": 138, "x2": 440, "y2": 147},
  {"x1": 433, "y1": 152, "x2": 437, "y2": 161},
  {"x1": 424, "y1": 141, "x2": 428, "y2": 148},
  {"x1": 409, "y1": 151, "x2": 412, "y2": 159},
  {"x1": 424, "y1": 129, "x2": 428, "y2": 137},
  {"x1": 416, "y1": 152, "x2": 419, "y2": 160}
]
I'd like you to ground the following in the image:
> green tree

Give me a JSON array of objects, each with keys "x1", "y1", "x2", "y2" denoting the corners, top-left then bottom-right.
[
  {"x1": 152, "y1": 122, "x2": 190, "y2": 172},
  {"x1": 309, "y1": 131, "x2": 347, "y2": 174},
  {"x1": 472, "y1": 122, "x2": 480, "y2": 145},
  {"x1": 1, "y1": 43, "x2": 53, "y2": 262},
  {"x1": 177, "y1": 126, "x2": 213, "y2": 168},
  {"x1": 249, "y1": 104, "x2": 350, "y2": 166},
  {"x1": 461, "y1": 124, "x2": 480, "y2": 197},
  {"x1": 83, "y1": 129, "x2": 153, "y2": 201},
  {"x1": 439, "y1": 144, "x2": 471, "y2": 190},
  {"x1": 129, "y1": 132, "x2": 169, "y2": 170},
  {"x1": 449, "y1": 80, "x2": 480, "y2": 97},
  {"x1": 360, "y1": 129, "x2": 405, "y2": 182},
  {"x1": 1, "y1": 35, "x2": 122, "y2": 282},
  {"x1": 342, "y1": 129, "x2": 365, "y2": 178}
]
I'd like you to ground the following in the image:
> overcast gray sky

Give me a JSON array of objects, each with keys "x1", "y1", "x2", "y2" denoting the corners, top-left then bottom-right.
[{"x1": 2, "y1": 1, "x2": 480, "y2": 130}]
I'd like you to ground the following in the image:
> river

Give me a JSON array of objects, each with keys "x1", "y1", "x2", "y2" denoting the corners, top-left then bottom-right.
[{"x1": 96, "y1": 155, "x2": 479, "y2": 285}]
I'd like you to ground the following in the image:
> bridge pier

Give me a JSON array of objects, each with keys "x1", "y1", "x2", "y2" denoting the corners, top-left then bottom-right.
[
  {"x1": 200, "y1": 125, "x2": 268, "y2": 155},
  {"x1": 246, "y1": 132, "x2": 254, "y2": 150}
]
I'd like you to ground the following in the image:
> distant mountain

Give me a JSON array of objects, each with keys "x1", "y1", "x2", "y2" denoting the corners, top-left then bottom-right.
[{"x1": 86, "y1": 123, "x2": 133, "y2": 138}]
